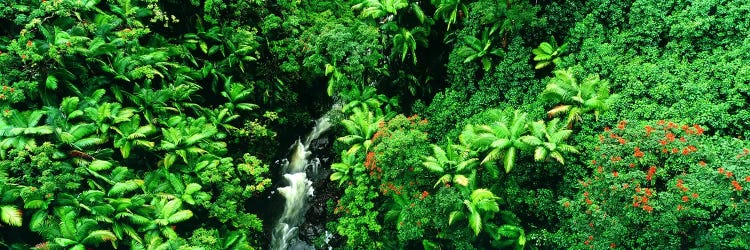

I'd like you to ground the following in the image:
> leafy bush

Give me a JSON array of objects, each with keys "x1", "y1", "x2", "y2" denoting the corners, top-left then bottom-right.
[{"x1": 552, "y1": 120, "x2": 750, "y2": 248}]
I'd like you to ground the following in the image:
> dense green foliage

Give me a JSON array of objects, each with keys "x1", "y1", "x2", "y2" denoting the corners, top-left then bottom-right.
[{"x1": 2, "y1": 0, "x2": 750, "y2": 249}]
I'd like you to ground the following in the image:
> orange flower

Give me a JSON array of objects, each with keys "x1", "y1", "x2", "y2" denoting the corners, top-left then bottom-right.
[
  {"x1": 726, "y1": 171, "x2": 734, "y2": 178},
  {"x1": 646, "y1": 166, "x2": 657, "y2": 181},
  {"x1": 666, "y1": 132, "x2": 676, "y2": 142},
  {"x1": 698, "y1": 161, "x2": 706, "y2": 166},
  {"x1": 732, "y1": 180, "x2": 743, "y2": 191},
  {"x1": 634, "y1": 147, "x2": 644, "y2": 158},
  {"x1": 694, "y1": 125, "x2": 704, "y2": 135},
  {"x1": 564, "y1": 201, "x2": 571, "y2": 207},
  {"x1": 420, "y1": 190, "x2": 429, "y2": 200},
  {"x1": 745, "y1": 176, "x2": 750, "y2": 182},
  {"x1": 672, "y1": 148, "x2": 679, "y2": 154},
  {"x1": 677, "y1": 205, "x2": 683, "y2": 211},
  {"x1": 718, "y1": 168, "x2": 725, "y2": 174},
  {"x1": 682, "y1": 196, "x2": 689, "y2": 202},
  {"x1": 692, "y1": 193, "x2": 698, "y2": 199},
  {"x1": 612, "y1": 171, "x2": 619, "y2": 178},
  {"x1": 642, "y1": 205, "x2": 653, "y2": 212},
  {"x1": 645, "y1": 125, "x2": 654, "y2": 137}
]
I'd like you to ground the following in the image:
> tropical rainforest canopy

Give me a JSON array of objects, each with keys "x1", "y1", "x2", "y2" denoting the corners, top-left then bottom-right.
[{"x1": 1, "y1": 0, "x2": 750, "y2": 249}]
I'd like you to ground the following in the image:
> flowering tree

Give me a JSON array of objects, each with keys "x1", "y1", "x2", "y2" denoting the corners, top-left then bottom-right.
[{"x1": 554, "y1": 120, "x2": 750, "y2": 249}]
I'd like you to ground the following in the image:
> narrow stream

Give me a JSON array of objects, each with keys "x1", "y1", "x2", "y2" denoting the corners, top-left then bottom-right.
[{"x1": 271, "y1": 115, "x2": 332, "y2": 250}]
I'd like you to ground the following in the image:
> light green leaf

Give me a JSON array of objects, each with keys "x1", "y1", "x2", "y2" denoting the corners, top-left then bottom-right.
[
  {"x1": 167, "y1": 210, "x2": 193, "y2": 224},
  {"x1": 1, "y1": 206, "x2": 22, "y2": 227},
  {"x1": 46, "y1": 75, "x2": 59, "y2": 89},
  {"x1": 89, "y1": 160, "x2": 112, "y2": 171}
]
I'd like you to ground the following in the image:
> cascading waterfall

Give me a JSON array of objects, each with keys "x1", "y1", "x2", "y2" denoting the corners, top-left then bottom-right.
[{"x1": 271, "y1": 115, "x2": 332, "y2": 250}]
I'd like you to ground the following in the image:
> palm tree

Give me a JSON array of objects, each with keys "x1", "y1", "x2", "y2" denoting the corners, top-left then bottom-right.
[
  {"x1": 456, "y1": 28, "x2": 504, "y2": 72},
  {"x1": 448, "y1": 188, "x2": 500, "y2": 236},
  {"x1": 140, "y1": 198, "x2": 194, "y2": 240},
  {"x1": 337, "y1": 107, "x2": 383, "y2": 153},
  {"x1": 433, "y1": 0, "x2": 469, "y2": 30},
  {"x1": 330, "y1": 147, "x2": 365, "y2": 186},
  {"x1": 392, "y1": 27, "x2": 428, "y2": 65},
  {"x1": 532, "y1": 37, "x2": 567, "y2": 69},
  {"x1": 422, "y1": 139, "x2": 479, "y2": 187},
  {"x1": 0, "y1": 110, "x2": 54, "y2": 157},
  {"x1": 540, "y1": 69, "x2": 620, "y2": 127},
  {"x1": 219, "y1": 76, "x2": 259, "y2": 113},
  {"x1": 112, "y1": 115, "x2": 157, "y2": 159},
  {"x1": 341, "y1": 85, "x2": 398, "y2": 115},
  {"x1": 48, "y1": 206, "x2": 118, "y2": 249},
  {"x1": 352, "y1": 0, "x2": 410, "y2": 20},
  {"x1": 528, "y1": 118, "x2": 578, "y2": 164},
  {"x1": 460, "y1": 109, "x2": 540, "y2": 174},
  {"x1": 159, "y1": 116, "x2": 220, "y2": 168}
]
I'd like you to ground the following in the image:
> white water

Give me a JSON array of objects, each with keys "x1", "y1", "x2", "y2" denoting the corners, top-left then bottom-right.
[{"x1": 271, "y1": 116, "x2": 332, "y2": 250}]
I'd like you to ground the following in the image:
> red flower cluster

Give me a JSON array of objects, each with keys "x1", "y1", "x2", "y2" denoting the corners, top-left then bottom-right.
[
  {"x1": 379, "y1": 182, "x2": 403, "y2": 195},
  {"x1": 365, "y1": 152, "x2": 382, "y2": 179},
  {"x1": 633, "y1": 187, "x2": 654, "y2": 212},
  {"x1": 617, "y1": 120, "x2": 627, "y2": 130},
  {"x1": 333, "y1": 199, "x2": 349, "y2": 214},
  {"x1": 644, "y1": 125, "x2": 654, "y2": 137},
  {"x1": 646, "y1": 166, "x2": 656, "y2": 181},
  {"x1": 419, "y1": 190, "x2": 429, "y2": 200},
  {"x1": 633, "y1": 147, "x2": 644, "y2": 158},
  {"x1": 665, "y1": 132, "x2": 676, "y2": 143},
  {"x1": 737, "y1": 148, "x2": 750, "y2": 159},
  {"x1": 732, "y1": 180, "x2": 743, "y2": 191},
  {"x1": 676, "y1": 179, "x2": 689, "y2": 192},
  {"x1": 371, "y1": 131, "x2": 383, "y2": 141}
]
